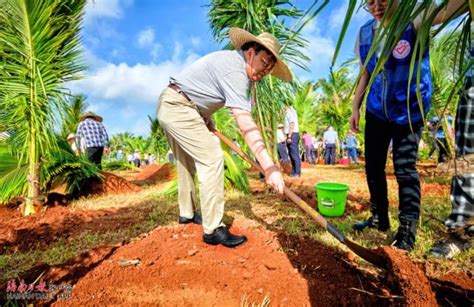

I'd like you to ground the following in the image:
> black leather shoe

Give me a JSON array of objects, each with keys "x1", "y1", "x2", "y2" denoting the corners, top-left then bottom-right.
[
  {"x1": 203, "y1": 226, "x2": 247, "y2": 248},
  {"x1": 178, "y1": 212, "x2": 202, "y2": 225},
  {"x1": 353, "y1": 216, "x2": 389, "y2": 232}
]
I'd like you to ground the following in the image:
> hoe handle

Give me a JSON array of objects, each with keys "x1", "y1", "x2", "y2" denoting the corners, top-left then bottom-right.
[
  {"x1": 212, "y1": 129, "x2": 344, "y2": 240},
  {"x1": 213, "y1": 129, "x2": 388, "y2": 269}
]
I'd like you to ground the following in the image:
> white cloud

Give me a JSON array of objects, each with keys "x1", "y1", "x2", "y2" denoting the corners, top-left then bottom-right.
[
  {"x1": 137, "y1": 28, "x2": 155, "y2": 48},
  {"x1": 85, "y1": 0, "x2": 129, "y2": 21},
  {"x1": 297, "y1": 20, "x2": 335, "y2": 80},
  {"x1": 190, "y1": 36, "x2": 202, "y2": 48},
  {"x1": 72, "y1": 53, "x2": 199, "y2": 105}
]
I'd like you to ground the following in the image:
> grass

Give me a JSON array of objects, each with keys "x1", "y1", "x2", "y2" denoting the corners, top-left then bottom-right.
[
  {"x1": 2, "y1": 165, "x2": 472, "y2": 285},
  {"x1": 1, "y1": 185, "x2": 179, "y2": 283}
]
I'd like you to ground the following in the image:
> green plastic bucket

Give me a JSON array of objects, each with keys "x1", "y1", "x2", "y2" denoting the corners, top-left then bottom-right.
[{"x1": 315, "y1": 182, "x2": 349, "y2": 217}]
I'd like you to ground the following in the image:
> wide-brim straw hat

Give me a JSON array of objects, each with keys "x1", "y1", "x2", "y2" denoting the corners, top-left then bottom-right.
[
  {"x1": 80, "y1": 111, "x2": 103, "y2": 122},
  {"x1": 67, "y1": 133, "x2": 75, "y2": 141},
  {"x1": 229, "y1": 27, "x2": 292, "y2": 82}
]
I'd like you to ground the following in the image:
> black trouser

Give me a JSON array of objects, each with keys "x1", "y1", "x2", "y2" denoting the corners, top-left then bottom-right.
[
  {"x1": 365, "y1": 112, "x2": 422, "y2": 227},
  {"x1": 325, "y1": 143, "x2": 336, "y2": 165},
  {"x1": 86, "y1": 147, "x2": 104, "y2": 169}
]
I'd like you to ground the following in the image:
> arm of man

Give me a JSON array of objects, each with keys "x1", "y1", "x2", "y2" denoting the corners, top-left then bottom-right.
[
  {"x1": 231, "y1": 107, "x2": 284, "y2": 194},
  {"x1": 350, "y1": 63, "x2": 369, "y2": 132}
]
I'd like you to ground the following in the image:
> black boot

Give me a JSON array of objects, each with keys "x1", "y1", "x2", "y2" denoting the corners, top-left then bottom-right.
[
  {"x1": 353, "y1": 213, "x2": 390, "y2": 232},
  {"x1": 393, "y1": 221, "x2": 417, "y2": 251}
]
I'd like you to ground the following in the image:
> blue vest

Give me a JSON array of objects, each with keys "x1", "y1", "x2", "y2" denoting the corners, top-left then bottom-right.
[{"x1": 359, "y1": 19, "x2": 432, "y2": 125}]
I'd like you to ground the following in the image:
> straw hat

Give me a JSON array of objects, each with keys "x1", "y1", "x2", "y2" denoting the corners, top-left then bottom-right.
[
  {"x1": 80, "y1": 111, "x2": 103, "y2": 122},
  {"x1": 67, "y1": 133, "x2": 75, "y2": 141},
  {"x1": 277, "y1": 123, "x2": 284, "y2": 128},
  {"x1": 228, "y1": 27, "x2": 292, "y2": 82}
]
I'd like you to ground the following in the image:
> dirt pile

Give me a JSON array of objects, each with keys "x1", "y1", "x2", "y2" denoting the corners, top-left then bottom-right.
[
  {"x1": 80, "y1": 172, "x2": 142, "y2": 196},
  {"x1": 430, "y1": 272, "x2": 474, "y2": 306},
  {"x1": 133, "y1": 163, "x2": 176, "y2": 184},
  {"x1": 378, "y1": 246, "x2": 437, "y2": 306},
  {"x1": 52, "y1": 223, "x2": 311, "y2": 306}
]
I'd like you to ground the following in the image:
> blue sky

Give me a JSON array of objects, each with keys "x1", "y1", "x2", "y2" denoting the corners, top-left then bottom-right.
[{"x1": 71, "y1": 0, "x2": 372, "y2": 136}]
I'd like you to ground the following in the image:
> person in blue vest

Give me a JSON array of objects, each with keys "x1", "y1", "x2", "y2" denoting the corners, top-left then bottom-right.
[{"x1": 350, "y1": 0, "x2": 466, "y2": 251}]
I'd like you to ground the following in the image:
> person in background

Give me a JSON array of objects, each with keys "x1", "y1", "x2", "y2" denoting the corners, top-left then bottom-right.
[
  {"x1": 350, "y1": 0, "x2": 466, "y2": 251},
  {"x1": 133, "y1": 150, "x2": 141, "y2": 168},
  {"x1": 67, "y1": 133, "x2": 79, "y2": 155},
  {"x1": 116, "y1": 149, "x2": 123, "y2": 161},
  {"x1": 75, "y1": 111, "x2": 110, "y2": 169},
  {"x1": 428, "y1": 115, "x2": 454, "y2": 163},
  {"x1": 284, "y1": 104, "x2": 301, "y2": 177},
  {"x1": 277, "y1": 123, "x2": 290, "y2": 163},
  {"x1": 302, "y1": 131, "x2": 315, "y2": 164},
  {"x1": 166, "y1": 149, "x2": 175, "y2": 164},
  {"x1": 143, "y1": 152, "x2": 149, "y2": 165},
  {"x1": 311, "y1": 135, "x2": 318, "y2": 162},
  {"x1": 346, "y1": 130, "x2": 358, "y2": 165},
  {"x1": 323, "y1": 126, "x2": 338, "y2": 165},
  {"x1": 127, "y1": 152, "x2": 134, "y2": 165}
]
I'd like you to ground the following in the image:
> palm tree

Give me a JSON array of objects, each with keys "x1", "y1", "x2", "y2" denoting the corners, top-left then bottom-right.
[
  {"x1": 61, "y1": 94, "x2": 88, "y2": 139},
  {"x1": 314, "y1": 61, "x2": 356, "y2": 136},
  {"x1": 0, "y1": 0, "x2": 86, "y2": 215},
  {"x1": 148, "y1": 115, "x2": 169, "y2": 162},
  {"x1": 208, "y1": 0, "x2": 325, "y2": 161}
]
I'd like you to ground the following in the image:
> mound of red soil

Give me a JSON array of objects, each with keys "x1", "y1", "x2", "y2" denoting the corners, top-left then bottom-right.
[
  {"x1": 377, "y1": 246, "x2": 437, "y2": 306},
  {"x1": 430, "y1": 272, "x2": 474, "y2": 306},
  {"x1": 133, "y1": 163, "x2": 176, "y2": 184},
  {"x1": 80, "y1": 172, "x2": 141, "y2": 196},
  {"x1": 39, "y1": 221, "x2": 391, "y2": 306}
]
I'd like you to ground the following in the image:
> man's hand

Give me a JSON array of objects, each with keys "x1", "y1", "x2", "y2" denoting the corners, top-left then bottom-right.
[
  {"x1": 264, "y1": 166, "x2": 285, "y2": 194},
  {"x1": 286, "y1": 135, "x2": 292, "y2": 144},
  {"x1": 350, "y1": 109, "x2": 360, "y2": 133}
]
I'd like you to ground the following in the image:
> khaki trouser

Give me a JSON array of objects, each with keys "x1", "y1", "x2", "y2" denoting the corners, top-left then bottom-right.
[{"x1": 157, "y1": 88, "x2": 225, "y2": 234}]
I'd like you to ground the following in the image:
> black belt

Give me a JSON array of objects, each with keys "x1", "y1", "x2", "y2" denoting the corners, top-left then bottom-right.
[{"x1": 168, "y1": 83, "x2": 192, "y2": 102}]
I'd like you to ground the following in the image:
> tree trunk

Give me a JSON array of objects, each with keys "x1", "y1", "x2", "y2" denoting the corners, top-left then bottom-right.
[{"x1": 24, "y1": 139, "x2": 39, "y2": 216}]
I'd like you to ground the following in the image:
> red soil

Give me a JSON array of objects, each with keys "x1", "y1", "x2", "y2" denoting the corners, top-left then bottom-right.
[
  {"x1": 0, "y1": 204, "x2": 154, "y2": 253},
  {"x1": 377, "y1": 246, "x2": 437, "y2": 306},
  {"x1": 1, "y1": 167, "x2": 472, "y2": 305},
  {"x1": 133, "y1": 163, "x2": 176, "y2": 184},
  {"x1": 80, "y1": 172, "x2": 142, "y2": 196}
]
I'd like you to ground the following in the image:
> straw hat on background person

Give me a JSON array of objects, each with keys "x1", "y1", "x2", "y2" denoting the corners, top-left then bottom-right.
[
  {"x1": 79, "y1": 111, "x2": 103, "y2": 122},
  {"x1": 228, "y1": 27, "x2": 292, "y2": 82},
  {"x1": 278, "y1": 123, "x2": 284, "y2": 129}
]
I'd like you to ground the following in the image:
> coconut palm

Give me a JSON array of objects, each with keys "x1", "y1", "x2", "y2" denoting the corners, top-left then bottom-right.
[
  {"x1": 314, "y1": 61, "x2": 356, "y2": 136},
  {"x1": 149, "y1": 115, "x2": 169, "y2": 162},
  {"x1": 208, "y1": 0, "x2": 325, "y2": 161},
  {"x1": 61, "y1": 94, "x2": 88, "y2": 139},
  {"x1": 0, "y1": 0, "x2": 86, "y2": 215}
]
